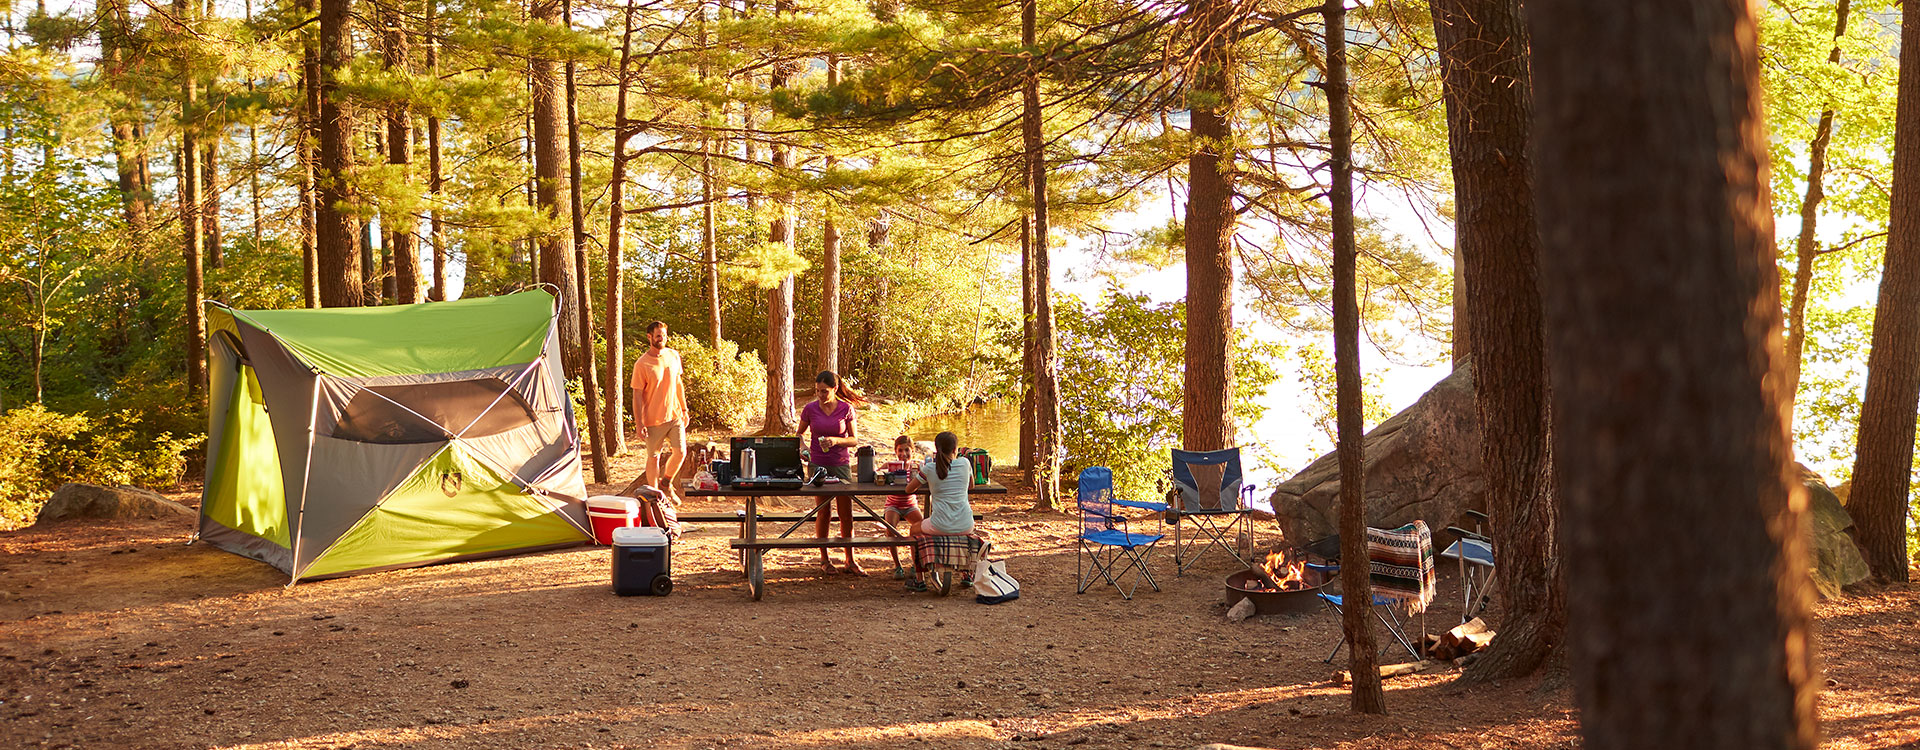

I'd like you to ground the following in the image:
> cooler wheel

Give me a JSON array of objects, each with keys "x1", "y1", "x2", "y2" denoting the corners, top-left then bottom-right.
[{"x1": 650, "y1": 574, "x2": 673, "y2": 596}]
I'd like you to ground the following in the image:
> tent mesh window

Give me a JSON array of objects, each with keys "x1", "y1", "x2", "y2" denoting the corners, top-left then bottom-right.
[{"x1": 330, "y1": 378, "x2": 537, "y2": 444}]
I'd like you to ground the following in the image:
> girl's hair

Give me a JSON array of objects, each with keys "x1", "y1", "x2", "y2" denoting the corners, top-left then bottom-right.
[
  {"x1": 815, "y1": 370, "x2": 868, "y2": 406},
  {"x1": 894, "y1": 434, "x2": 912, "y2": 448},
  {"x1": 933, "y1": 431, "x2": 959, "y2": 480}
]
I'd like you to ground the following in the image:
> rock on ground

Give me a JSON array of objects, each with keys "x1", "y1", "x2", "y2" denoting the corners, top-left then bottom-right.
[
  {"x1": 1802, "y1": 467, "x2": 1871, "y2": 599},
  {"x1": 34, "y1": 483, "x2": 194, "y2": 525},
  {"x1": 1270, "y1": 364, "x2": 1485, "y2": 545}
]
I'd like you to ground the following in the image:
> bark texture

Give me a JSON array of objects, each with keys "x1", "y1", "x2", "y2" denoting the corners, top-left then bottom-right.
[
  {"x1": 1181, "y1": 0, "x2": 1235, "y2": 453},
  {"x1": 602, "y1": 0, "x2": 636, "y2": 458},
  {"x1": 316, "y1": 0, "x2": 363, "y2": 307},
  {"x1": 1844, "y1": 0, "x2": 1919, "y2": 584},
  {"x1": 761, "y1": 9, "x2": 799, "y2": 435},
  {"x1": 1023, "y1": 0, "x2": 1062, "y2": 508},
  {"x1": 382, "y1": 3, "x2": 420, "y2": 305},
  {"x1": 1782, "y1": 0, "x2": 1852, "y2": 423},
  {"x1": 178, "y1": 0, "x2": 205, "y2": 394},
  {"x1": 1326, "y1": 0, "x2": 1383, "y2": 714},
  {"x1": 1527, "y1": 0, "x2": 1819, "y2": 746},
  {"x1": 531, "y1": 0, "x2": 581, "y2": 374},
  {"x1": 1428, "y1": 0, "x2": 1563, "y2": 683}
]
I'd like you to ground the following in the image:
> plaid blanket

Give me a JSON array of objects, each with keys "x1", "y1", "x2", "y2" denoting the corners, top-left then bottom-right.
[
  {"x1": 1367, "y1": 521, "x2": 1435, "y2": 614},
  {"x1": 914, "y1": 533, "x2": 988, "y2": 571}
]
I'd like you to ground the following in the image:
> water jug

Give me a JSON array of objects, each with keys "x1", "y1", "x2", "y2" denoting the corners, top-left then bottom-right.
[
  {"x1": 856, "y1": 446, "x2": 876, "y2": 484},
  {"x1": 740, "y1": 448, "x2": 757, "y2": 479}
]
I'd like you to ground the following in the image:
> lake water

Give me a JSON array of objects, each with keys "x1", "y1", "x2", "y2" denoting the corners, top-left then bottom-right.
[{"x1": 907, "y1": 400, "x2": 1023, "y2": 467}]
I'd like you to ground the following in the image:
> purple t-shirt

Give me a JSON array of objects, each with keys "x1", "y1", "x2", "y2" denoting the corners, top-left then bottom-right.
[{"x1": 800, "y1": 399, "x2": 856, "y2": 466}]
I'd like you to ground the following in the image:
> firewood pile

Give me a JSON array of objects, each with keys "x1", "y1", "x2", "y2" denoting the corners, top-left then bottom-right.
[{"x1": 1422, "y1": 617, "x2": 1496, "y2": 662}]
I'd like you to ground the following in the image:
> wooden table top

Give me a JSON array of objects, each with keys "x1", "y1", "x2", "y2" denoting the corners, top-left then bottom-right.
[{"x1": 684, "y1": 481, "x2": 1007, "y2": 497}]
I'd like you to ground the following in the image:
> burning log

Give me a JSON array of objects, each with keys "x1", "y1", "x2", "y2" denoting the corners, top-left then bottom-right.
[{"x1": 1249, "y1": 548, "x2": 1315, "y2": 591}]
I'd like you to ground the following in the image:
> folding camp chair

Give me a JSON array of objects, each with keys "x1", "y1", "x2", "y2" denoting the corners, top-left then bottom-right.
[
  {"x1": 1075, "y1": 467, "x2": 1163, "y2": 600},
  {"x1": 1164, "y1": 448, "x2": 1258, "y2": 575},
  {"x1": 1440, "y1": 510, "x2": 1496, "y2": 623},
  {"x1": 1318, "y1": 522, "x2": 1435, "y2": 663}
]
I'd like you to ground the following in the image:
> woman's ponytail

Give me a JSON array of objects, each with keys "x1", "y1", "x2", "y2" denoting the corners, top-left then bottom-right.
[{"x1": 934, "y1": 431, "x2": 958, "y2": 480}]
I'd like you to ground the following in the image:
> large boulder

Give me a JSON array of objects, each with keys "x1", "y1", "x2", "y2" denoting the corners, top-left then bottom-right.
[
  {"x1": 34, "y1": 483, "x2": 195, "y2": 525},
  {"x1": 1802, "y1": 468, "x2": 1870, "y2": 599},
  {"x1": 1270, "y1": 365, "x2": 1485, "y2": 545}
]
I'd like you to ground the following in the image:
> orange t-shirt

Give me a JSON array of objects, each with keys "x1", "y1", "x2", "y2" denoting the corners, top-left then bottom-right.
[{"x1": 630, "y1": 348, "x2": 688, "y2": 427}]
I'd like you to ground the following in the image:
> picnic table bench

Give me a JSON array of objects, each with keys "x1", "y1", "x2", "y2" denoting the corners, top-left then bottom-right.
[{"x1": 683, "y1": 481, "x2": 1006, "y2": 600}]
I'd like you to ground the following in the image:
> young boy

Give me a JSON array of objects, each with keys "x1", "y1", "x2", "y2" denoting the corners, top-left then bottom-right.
[{"x1": 880, "y1": 435, "x2": 924, "y2": 579}]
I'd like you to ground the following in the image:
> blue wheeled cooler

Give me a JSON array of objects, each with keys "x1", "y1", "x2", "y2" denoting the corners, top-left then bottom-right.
[{"x1": 612, "y1": 526, "x2": 672, "y2": 596}]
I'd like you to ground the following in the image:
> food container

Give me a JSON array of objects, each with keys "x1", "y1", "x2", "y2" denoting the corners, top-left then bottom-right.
[{"x1": 585, "y1": 496, "x2": 639, "y2": 545}]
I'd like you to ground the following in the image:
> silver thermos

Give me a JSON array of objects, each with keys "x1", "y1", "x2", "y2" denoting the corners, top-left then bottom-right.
[{"x1": 740, "y1": 448, "x2": 757, "y2": 479}]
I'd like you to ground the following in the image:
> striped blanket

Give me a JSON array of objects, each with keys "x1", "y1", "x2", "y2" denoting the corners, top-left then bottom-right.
[
  {"x1": 914, "y1": 533, "x2": 988, "y2": 571},
  {"x1": 1367, "y1": 521, "x2": 1435, "y2": 614}
]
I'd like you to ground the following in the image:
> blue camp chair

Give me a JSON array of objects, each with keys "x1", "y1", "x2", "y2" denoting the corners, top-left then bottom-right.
[
  {"x1": 1163, "y1": 448, "x2": 1258, "y2": 575},
  {"x1": 1075, "y1": 467, "x2": 1163, "y2": 600}
]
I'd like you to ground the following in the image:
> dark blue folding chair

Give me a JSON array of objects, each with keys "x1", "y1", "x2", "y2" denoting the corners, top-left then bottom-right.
[
  {"x1": 1163, "y1": 448, "x2": 1258, "y2": 575},
  {"x1": 1075, "y1": 467, "x2": 1163, "y2": 600}
]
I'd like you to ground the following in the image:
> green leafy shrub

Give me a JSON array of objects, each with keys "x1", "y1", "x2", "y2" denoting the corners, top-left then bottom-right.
[
  {"x1": 0, "y1": 404, "x2": 201, "y2": 529},
  {"x1": 636, "y1": 334, "x2": 766, "y2": 432}
]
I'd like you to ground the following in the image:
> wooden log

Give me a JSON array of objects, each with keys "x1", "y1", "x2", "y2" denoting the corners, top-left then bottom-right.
[{"x1": 1331, "y1": 659, "x2": 1449, "y2": 685}]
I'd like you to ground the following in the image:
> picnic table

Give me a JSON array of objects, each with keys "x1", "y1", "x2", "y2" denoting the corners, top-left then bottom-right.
[{"x1": 683, "y1": 480, "x2": 1006, "y2": 600}]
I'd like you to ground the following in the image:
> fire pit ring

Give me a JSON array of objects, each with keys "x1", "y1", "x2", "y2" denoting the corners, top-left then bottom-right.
[{"x1": 1224, "y1": 567, "x2": 1331, "y2": 617}]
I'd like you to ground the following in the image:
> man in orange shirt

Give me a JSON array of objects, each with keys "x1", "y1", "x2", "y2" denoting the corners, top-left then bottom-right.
[{"x1": 632, "y1": 321, "x2": 690, "y2": 505}]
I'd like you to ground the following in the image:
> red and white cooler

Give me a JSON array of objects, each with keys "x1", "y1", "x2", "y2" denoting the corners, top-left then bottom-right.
[{"x1": 585, "y1": 496, "x2": 639, "y2": 545}]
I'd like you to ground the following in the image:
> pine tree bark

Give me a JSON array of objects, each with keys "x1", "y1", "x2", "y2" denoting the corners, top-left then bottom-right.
[
  {"x1": 564, "y1": 0, "x2": 608, "y2": 484},
  {"x1": 301, "y1": 0, "x2": 323, "y2": 308},
  {"x1": 381, "y1": 2, "x2": 420, "y2": 304},
  {"x1": 1527, "y1": 0, "x2": 1819, "y2": 746},
  {"x1": 101, "y1": 0, "x2": 150, "y2": 236},
  {"x1": 603, "y1": 0, "x2": 636, "y2": 458},
  {"x1": 1327, "y1": 0, "x2": 1383, "y2": 714},
  {"x1": 814, "y1": 57, "x2": 843, "y2": 376},
  {"x1": 762, "y1": 8, "x2": 799, "y2": 434},
  {"x1": 202, "y1": 141, "x2": 222, "y2": 269},
  {"x1": 701, "y1": 3, "x2": 722, "y2": 353},
  {"x1": 1783, "y1": 0, "x2": 1853, "y2": 427},
  {"x1": 1428, "y1": 0, "x2": 1563, "y2": 684},
  {"x1": 1020, "y1": 213, "x2": 1036, "y2": 486},
  {"x1": 178, "y1": 0, "x2": 205, "y2": 396},
  {"x1": 531, "y1": 0, "x2": 581, "y2": 374},
  {"x1": 316, "y1": 0, "x2": 363, "y2": 307},
  {"x1": 1846, "y1": 0, "x2": 1920, "y2": 584},
  {"x1": 1181, "y1": 0, "x2": 1235, "y2": 453},
  {"x1": 426, "y1": 0, "x2": 445, "y2": 301},
  {"x1": 1023, "y1": 0, "x2": 1061, "y2": 508}
]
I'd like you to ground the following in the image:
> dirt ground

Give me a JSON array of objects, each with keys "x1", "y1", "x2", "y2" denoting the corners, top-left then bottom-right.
[{"x1": 3, "y1": 450, "x2": 1917, "y2": 750}]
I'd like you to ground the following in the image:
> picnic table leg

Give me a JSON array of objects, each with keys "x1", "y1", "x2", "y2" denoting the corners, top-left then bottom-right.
[{"x1": 744, "y1": 495, "x2": 764, "y2": 600}]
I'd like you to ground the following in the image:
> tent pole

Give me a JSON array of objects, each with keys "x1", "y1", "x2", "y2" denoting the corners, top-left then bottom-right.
[{"x1": 287, "y1": 376, "x2": 322, "y2": 587}]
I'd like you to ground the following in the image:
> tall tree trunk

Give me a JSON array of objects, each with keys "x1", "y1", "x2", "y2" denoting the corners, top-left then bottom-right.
[
  {"x1": 246, "y1": 0, "x2": 262, "y2": 254},
  {"x1": 563, "y1": 0, "x2": 608, "y2": 484},
  {"x1": 382, "y1": 2, "x2": 421, "y2": 304},
  {"x1": 814, "y1": 56, "x2": 842, "y2": 376},
  {"x1": 300, "y1": 0, "x2": 322, "y2": 308},
  {"x1": 316, "y1": 0, "x2": 364, "y2": 307},
  {"x1": 1528, "y1": 0, "x2": 1819, "y2": 746},
  {"x1": 426, "y1": 0, "x2": 445, "y2": 301},
  {"x1": 530, "y1": 0, "x2": 581, "y2": 374},
  {"x1": 762, "y1": 10, "x2": 799, "y2": 435},
  {"x1": 1023, "y1": 0, "x2": 1061, "y2": 508},
  {"x1": 1847, "y1": 0, "x2": 1920, "y2": 585},
  {"x1": 1020, "y1": 212, "x2": 1036, "y2": 484},
  {"x1": 602, "y1": 0, "x2": 635, "y2": 458},
  {"x1": 701, "y1": 3, "x2": 722, "y2": 352},
  {"x1": 1429, "y1": 0, "x2": 1563, "y2": 683},
  {"x1": 202, "y1": 140, "x2": 222, "y2": 269},
  {"x1": 1181, "y1": 0, "x2": 1234, "y2": 453},
  {"x1": 1327, "y1": 0, "x2": 1383, "y2": 714},
  {"x1": 101, "y1": 0, "x2": 150, "y2": 236},
  {"x1": 178, "y1": 0, "x2": 205, "y2": 396},
  {"x1": 1783, "y1": 0, "x2": 1854, "y2": 427}
]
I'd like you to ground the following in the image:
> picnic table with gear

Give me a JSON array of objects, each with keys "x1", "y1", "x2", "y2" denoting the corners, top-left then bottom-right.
[{"x1": 683, "y1": 480, "x2": 1005, "y2": 600}]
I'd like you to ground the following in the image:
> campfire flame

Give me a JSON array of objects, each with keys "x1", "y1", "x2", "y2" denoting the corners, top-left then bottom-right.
[{"x1": 1258, "y1": 549, "x2": 1312, "y2": 591}]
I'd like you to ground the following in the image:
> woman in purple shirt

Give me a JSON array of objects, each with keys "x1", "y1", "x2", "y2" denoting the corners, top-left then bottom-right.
[{"x1": 797, "y1": 370, "x2": 867, "y2": 574}]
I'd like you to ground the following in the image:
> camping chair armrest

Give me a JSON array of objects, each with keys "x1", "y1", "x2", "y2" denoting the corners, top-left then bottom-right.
[
  {"x1": 1445, "y1": 525, "x2": 1490, "y2": 544},
  {"x1": 1463, "y1": 509, "x2": 1490, "y2": 524},
  {"x1": 1112, "y1": 498, "x2": 1168, "y2": 512}
]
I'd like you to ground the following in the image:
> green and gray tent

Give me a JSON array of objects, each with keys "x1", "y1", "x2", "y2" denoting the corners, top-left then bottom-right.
[{"x1": 198, "y1": 291, "x2": 591, "y2": 582}]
